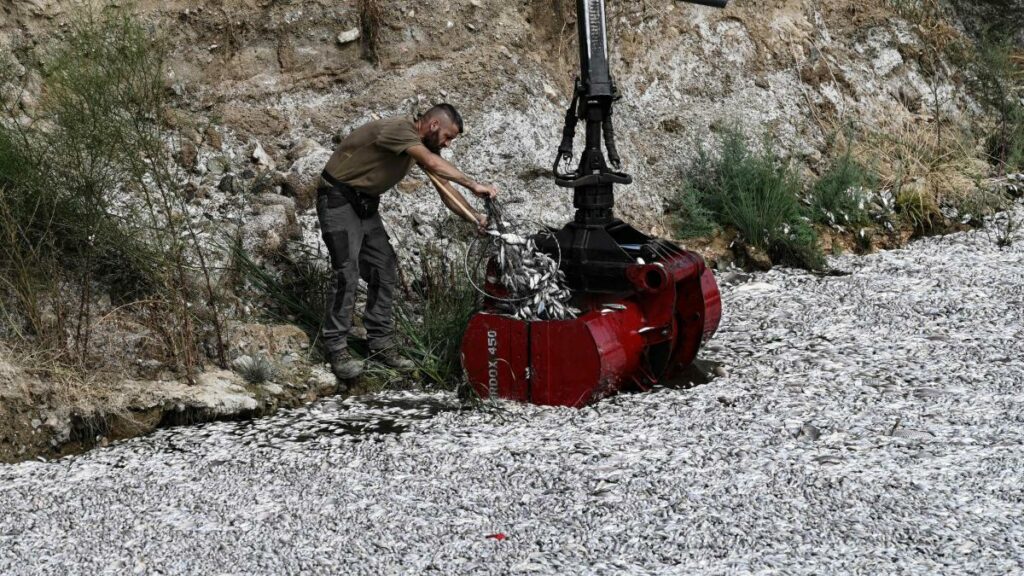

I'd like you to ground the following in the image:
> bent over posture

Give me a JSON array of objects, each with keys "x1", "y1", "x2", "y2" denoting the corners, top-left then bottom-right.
[{"x1": 316, "y1": 104, "x2": 499, "y2": 382}]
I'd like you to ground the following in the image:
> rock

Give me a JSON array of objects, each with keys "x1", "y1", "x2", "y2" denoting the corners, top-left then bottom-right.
[
  {"x1": 241, "y1": 198, "x2": 300, "y2": 255},
  {"x1": 207, "y1": 156, "x2": 232, "y2": 176},
  {"x1": 896, "y1": 84, "x2": 922, "y2": 113},
  {"x1": 191, "y1": 370, "x2": 258, "y2": 414},
  {"x1": 205, "y1": 126, "x2": 224, "y2": 150},
  {"x1": 741, "y1": 243, "x2": 773, "y2": 271},
  {"x1": 231, "y1": 355, "x2": 254, "y2": 371},
  {"x1": 287, "y1": 138, "x2": 325, "y2": 162},
  {"x1": 218, "y1": 174, "x2": 237, "y2": 194},
  {"x1": 336, "y1": 28, "x2": 361, "y2": 45},
  {"x1": 176, "y1": 141, "x2": 198, "y2": 170},
  {"x1": 543, "y1": 83, "x2": 560, "y2": 104},
  {"x1": 251, "y1": 142, "x2": 275, "y2": 170},
  {"x1": 280, "y1": 172, "x2": 317, "y2": 211},
  {"x1": 183, "y1": 182, "x2": 207, "y2": 202},
  {"x1": 285, "y1": 144, "x2": 332, "y2": 210},
  {"x1": 227, "y1": 323, "x2": 310, "y2": 361},
  {"x1": 13, "y1": 0, "x2": 61, "y2": 18},
  {"x1": 256, "y1": 193, "x2": 300, "y2": 235}
]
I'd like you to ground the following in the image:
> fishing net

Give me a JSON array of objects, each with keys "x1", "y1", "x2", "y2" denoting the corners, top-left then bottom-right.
[{"x1": 465, "y1": 200, "x2": 579, "y2": 321}]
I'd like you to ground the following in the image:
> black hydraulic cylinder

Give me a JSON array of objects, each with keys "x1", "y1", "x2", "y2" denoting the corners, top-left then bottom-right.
[{"x1": 576, "y1": 0, "x2": 613, "y2": 97}]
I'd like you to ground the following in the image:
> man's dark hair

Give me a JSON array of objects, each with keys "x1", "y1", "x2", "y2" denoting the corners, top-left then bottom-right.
[{"x1": 422, "y1": 103, "x2": 464, "y2": 134}]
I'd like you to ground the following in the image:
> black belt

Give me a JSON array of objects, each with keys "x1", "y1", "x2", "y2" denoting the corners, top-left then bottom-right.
[{"x1": 319, "y1": 171, "x2": 380, "y2": 219}]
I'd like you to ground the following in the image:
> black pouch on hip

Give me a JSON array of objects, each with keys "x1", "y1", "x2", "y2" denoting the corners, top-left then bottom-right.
[{"x1": 321, "y1": 171, "x2": 380, "y2": 219}]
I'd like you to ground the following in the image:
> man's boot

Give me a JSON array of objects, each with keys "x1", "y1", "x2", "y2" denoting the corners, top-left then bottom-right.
[
  {"x1": 371, "y1": 347, "x2": 415, "y2": 371},
  {"x1": 329, "y1": 349, "x2": 365, "y2": 380}
]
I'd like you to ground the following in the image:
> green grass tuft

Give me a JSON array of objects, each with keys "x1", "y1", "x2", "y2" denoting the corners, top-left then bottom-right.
[
  {"x1": 395, "y1": 246, "x2": 480, "y2": 388},
  {"x1": 674, "y1": 129, "x2": 825, "y2": 270},
  {"x1": 233, "y1": 355, "x2": 277, "y2": 385}
]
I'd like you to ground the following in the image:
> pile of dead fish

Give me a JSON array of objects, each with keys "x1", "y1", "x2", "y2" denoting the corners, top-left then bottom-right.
[
  {"x1": 482, "y1": 230, "x2": 579, "y2": 321},
  {"x1": 3, "y1": 204, "x2": 1023, "y2": 575}
]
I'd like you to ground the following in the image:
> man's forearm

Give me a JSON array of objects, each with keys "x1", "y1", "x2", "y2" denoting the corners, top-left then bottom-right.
[
  {"x1": 425, "y1": 170, "x2": 481, "y2": 226},
  {"x1": 422, "y1": 154, "x2": 476, "y2": 189}
]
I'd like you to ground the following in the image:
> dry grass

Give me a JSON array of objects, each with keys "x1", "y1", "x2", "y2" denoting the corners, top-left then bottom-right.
[{"x1": 850, "y1": 117, "x2": 989, "y2": 217}]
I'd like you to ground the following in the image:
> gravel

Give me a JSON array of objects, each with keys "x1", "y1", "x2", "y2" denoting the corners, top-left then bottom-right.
[{"x1": 2, "y1": 208, "x2": 1023, "y2": 575}]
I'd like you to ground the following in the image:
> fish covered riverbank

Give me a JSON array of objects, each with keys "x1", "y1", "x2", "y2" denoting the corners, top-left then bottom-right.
[{"x1": 1, "y1": 206, "x2": 1023, "y2": 575}]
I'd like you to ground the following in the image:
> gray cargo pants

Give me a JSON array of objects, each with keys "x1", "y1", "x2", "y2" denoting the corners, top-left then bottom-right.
[{"x1": 316, "y1": 192, "x2": 397, "y2": 355}]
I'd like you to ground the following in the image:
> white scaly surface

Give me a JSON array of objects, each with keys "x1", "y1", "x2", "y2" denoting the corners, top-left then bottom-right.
[{"x1": 1, "y1": 206, "x2": 1023, "y2": 575}]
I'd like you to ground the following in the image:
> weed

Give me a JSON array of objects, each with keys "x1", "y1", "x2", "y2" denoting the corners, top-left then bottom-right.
[
  {"x1": 852, "y1": 117, "x2": 988, "y2": 228},
  {"x1": 995, "y1": 212, "x2": 1020, "y2": 247},
  {"x1": 895, "y1": 180, "x2": 941, "y2": 232},
  {"x1": 230, "y1": 239, "x2": 331, "y2": 341},
  {"x1": 233, "y1": 235, "x2": 481, "y2": 390}
]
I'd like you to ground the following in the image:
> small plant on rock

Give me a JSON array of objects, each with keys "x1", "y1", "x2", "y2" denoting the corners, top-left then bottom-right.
[{"x1": 233, "y1": 355, "x2": 277, "y2": 385}]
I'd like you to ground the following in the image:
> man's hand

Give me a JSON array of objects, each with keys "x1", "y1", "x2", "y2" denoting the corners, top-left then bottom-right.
[
  {"x1": 476, "y1": 213, "x2": 489, "y2": 235},
  {"x1": 469, "y1": 182, "x2": 499, "y2": 200}
]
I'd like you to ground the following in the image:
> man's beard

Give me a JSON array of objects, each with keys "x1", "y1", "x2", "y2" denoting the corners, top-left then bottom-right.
[{"x1": 423, "y1": 131, "x2": 443, "y2": 154}]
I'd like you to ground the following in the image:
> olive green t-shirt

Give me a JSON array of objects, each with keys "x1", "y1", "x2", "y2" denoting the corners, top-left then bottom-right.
[{"x1": 322, "y1": 116, "x2": 422, "y2": 196}]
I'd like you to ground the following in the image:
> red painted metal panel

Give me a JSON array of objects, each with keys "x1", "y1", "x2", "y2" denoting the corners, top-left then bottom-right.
[
  {"x1": 529, "y1": 317, "x2": 601, "y2": 407},
  {"x1": 700, "y1": 267, "x2": 722, "y2": 339},
  {"x1": 462, "y1": 313, "x2": 529, "y2": 402}
]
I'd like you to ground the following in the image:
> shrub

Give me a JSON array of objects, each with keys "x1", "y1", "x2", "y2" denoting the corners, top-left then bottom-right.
[
  {"x1": 972, "y1": 32, "x2": 1024, "y2": 172},
  {"x1": 669, "y1": 183, "x2": 718, "y2": 239},
  {"x1": 0, "y1": 7, "x2": 226, "y2": 375},
  {"x1": 809, "y1": 150, "x2": 877, "y2": 228},
  {"x1": 675, "y1": 129, "x2": 825, "y2": 270}
]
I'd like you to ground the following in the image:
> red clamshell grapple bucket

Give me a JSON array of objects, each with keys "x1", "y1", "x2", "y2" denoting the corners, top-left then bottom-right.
[
  {"x1": 459, "y1": 0, "x2": 731, "y2": 407},
  {"x1": 461, "y1": 250, "x2": 721, "y2": 407}
]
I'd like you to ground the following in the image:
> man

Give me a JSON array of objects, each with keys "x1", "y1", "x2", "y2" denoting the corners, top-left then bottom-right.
[{"x1": 316, "y1": 103, "x2": 499, "y2": 382}]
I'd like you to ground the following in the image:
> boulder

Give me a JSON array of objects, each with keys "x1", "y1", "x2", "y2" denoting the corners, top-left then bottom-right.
[
  {"x1": 256, "y1": 193, "x2": 300, "y2": 234},
  {"x1": 281, "y1": 172, "x2": 317, "y2": 211},
  {"x1": 241, "y1": 202, "x2": 299, "y2": 255},
  {"x1": 251, "y1": 141, "x2": 276, "y2": 170},
  {"x1": 286, "y1": 143, "x2": 332, "y2": 211},
  {"x1": 287, "y1": 138, "x2": 325, "y2": 162},
  {"x1": 226, "y1": 322, "x2": 310, "y2": 362}
]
